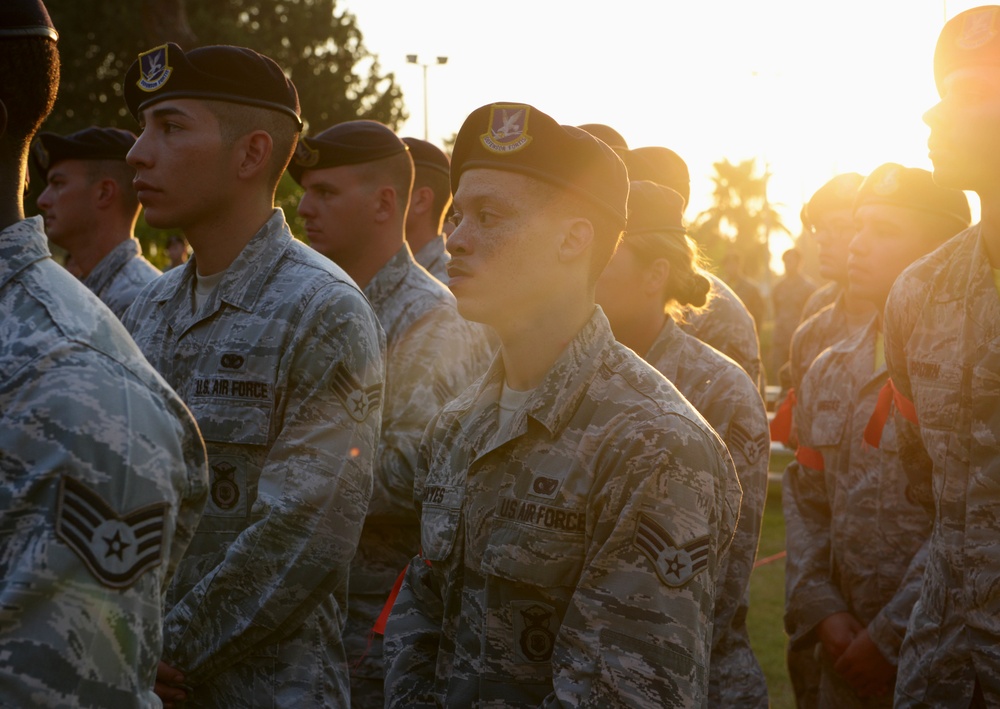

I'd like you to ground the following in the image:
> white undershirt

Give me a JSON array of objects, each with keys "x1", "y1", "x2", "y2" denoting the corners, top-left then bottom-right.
[
  {"x1": 498, "y1": 380, "x2": 534, "y2": 430},
  {"x1": 193, "y1": 269, "x2": 226, "y2": 312}
]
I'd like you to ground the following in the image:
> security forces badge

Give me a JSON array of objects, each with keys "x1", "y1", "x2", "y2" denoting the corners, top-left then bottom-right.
[
  {"x1": 873, "y1": 165, "x2": 900, "y2": 196},
  {"x1": 137, "y1": 44, "x2": 173, "y2": 92},
  {"x1": 55, "y1": 476, "x2": 167, "y2": 590},
  {"x1": 331, "y1": 361, "x2": 382, "y2": 423},
  {"x1": 958, "y1": 6, "x2": 999, "y2": 50},
  {"x1": 512, "y1": 601, "x2": 556, "y2": 663},
  {"x1": 481, "y1": 104, "x2": 532, "y2": 153},
  {"x1": 33, "y1": 140, "x2": 49, "y2": 172},
  {"x1": 293, "y1": 137, "x2": 320, "y2": 168},
  {"x1": 633, "y1": 512, "x2": 710, "y2": 588}
]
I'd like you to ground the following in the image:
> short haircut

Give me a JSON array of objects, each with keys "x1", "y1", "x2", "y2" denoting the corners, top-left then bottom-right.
[
  {"x1": 203, "y1": 99, "x2": 300, "y2": 193},
  {"x1": 85, "y1": 159, "x2": 139, "y2": 217},
  {"x1": 0, "y1": 37, "x2": 59, "y2": 154},
  {"x1": 354, "y1": 149, "x2": 415, "y2": 215},
  {"x1": 413, "y1": 165, "x2": 452, "y2": 231}
]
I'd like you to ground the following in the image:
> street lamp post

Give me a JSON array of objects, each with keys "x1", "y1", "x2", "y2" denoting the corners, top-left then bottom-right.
[{"x1": 406, "y1": 54, "x2": 448, "y2": 141}]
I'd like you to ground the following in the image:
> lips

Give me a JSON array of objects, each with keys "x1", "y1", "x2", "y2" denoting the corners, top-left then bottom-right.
[{"x1": 132, "y1": 179, "x2": 159, "y2": 198}]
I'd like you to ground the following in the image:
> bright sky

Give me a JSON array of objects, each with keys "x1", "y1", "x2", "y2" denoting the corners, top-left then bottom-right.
[{"x1": 342, "y1": 0, "x2": 984, "y2": 271}]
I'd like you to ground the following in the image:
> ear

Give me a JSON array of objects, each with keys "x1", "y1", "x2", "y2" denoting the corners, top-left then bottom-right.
[
  {"x1": 643, "y1": 257, "x2": 671, "y2": 297},
  {"x1": 94, "y1": 177, "x2": 117, "y2": 209},
  {"x1": 409, "y1": 185, "x2": 433, "y2": 217},
  {"x1": 557, "y1": 217, "x2": 595, "y2": 265},
  {"x1": 236, "y1": 130, "x2": 273, "y2": 180},
  {"x1": 373, "y1": 185, "x2": 397, "y2": 224}
]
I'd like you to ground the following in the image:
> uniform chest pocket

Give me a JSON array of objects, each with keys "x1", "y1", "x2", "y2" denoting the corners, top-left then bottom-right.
[
  {"x1": 911, "y1": 360, "x2": 963, "y2": 433},
  {"x1": 481, "y1": 515, "x2": 587, "y2": 588},
  {"x1": 808, "y1": 404, "x2": 848, "y2": 449},
  {"x1": 419, "y1": 484, "x2": 465, "y2": 562}
]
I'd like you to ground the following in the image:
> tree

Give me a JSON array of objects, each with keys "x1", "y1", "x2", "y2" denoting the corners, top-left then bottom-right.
[
  {"x1": 690, "y1": 158, "x2": 788, "y2": 280},
  {"x1": 37, "y1": 0, "x2": 406, "y2": 267}
]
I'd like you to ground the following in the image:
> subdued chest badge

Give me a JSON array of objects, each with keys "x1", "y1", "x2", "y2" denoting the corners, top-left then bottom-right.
[
  {"x1": 331, "y1": 362, "x2": 382, "y2": 423},
  {"x1": 211, "y1": 462, "x2": 240, "y2": 510},
  {"x1": 531, "y1": 475, "x2": 560, "y2": 498},
  {"x1": 481, "y1": 104, "x2": 532, "y2": 154},
  {"x1": 220, "y1": 353, "x2": 245, "y2": 370},
  {"x1": 512, "y1": 601, "x2": 555, "y2": 663},
  {"x1": 634, "y1": 512, "x2": 709, "y2": 588},
  {"x1": 55, "y1": 476, "x2": 168, "y2": 590},
  {"x1": 137, "y1": 44, "x2": 172, "y2": 92}
]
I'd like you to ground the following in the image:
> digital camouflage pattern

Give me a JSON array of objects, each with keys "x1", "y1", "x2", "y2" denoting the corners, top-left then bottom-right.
[
  {"x1": 884, "y1": 226, "x2": 1000, "y2": 707},
  {"x1": 412, "y1": 233, "x2": 449, "y2": 283},
  {"x1": 384, "y1": 308, "x2": 741, "y2": 708},
  {"x1": 0, "y1": 217, "x2": 208, "y2": 708},
  {"x1": 785, "y1": 318, "x2": 931, "y2": 707},
  {"x1": 681, "y1": 271, "x2": 764, "y2": 390},
  {"x1": 347, "y1": 244, "x2": 492, "y2": 708},
  {"x1": 81, "y1": 237, "x2": 161, "y2": 320},
  {"x1": 121, "y1": 210, "x2": 385, "y2": 707},
  {"x1": 645, "y1": 317, "x2": 770, "y2": 708},
  {"x1": 800, "y1": 281, "x2": 842, "y2": 326}
]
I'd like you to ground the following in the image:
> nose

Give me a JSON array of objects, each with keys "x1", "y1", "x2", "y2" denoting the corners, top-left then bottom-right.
[
  {"x1": 923, "y1": 99, "x2": 943, "y2": 129},
  {"x1": 37, "y1": 184, "x2": 52, "y2": 210},
  {"x1": 446, "y1": 220, "x2": 469, "y2": 256},
  {"x1": 127, "y1": 131, "x2": 151, "y2": 169},
  {"x1": 297, "y1": 192, "x2": 314, "y2": 218}
]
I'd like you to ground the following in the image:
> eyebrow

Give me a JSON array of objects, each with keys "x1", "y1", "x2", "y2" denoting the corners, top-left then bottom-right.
[{"x1": 139, "y1": 105, "x2": 195, "y2": 126}]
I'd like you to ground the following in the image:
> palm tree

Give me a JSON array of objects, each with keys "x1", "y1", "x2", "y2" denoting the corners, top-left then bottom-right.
[{"x1": 691, "y1": 158, "x2": 788, "y2": 280}]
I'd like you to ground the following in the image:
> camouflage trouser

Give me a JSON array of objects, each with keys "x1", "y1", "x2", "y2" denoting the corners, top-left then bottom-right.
[{"x1": 788, "y1": 643, "x2": 820, "y2": 709}]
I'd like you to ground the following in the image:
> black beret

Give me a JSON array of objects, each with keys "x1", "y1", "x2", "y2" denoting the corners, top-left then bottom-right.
[
  {"x1": 805, "y1": 173, "x2": 865, "y2": 223},
  {"x1": 934, "y1": 6, "x2": 1000, "y2": 94},
  {"x1": 625, "y1": 180, "x2": 686, "y2": 237},
  {"x1": 577, "y1": 123, "x2": 629, "y2": 151},
  {"x1": 0, "y1": 0, "x2": 57, "y2": 41},
  {"x1": 451, "y1": 102, "x2": 628, "y2": 227},
  {"x1": 32, "y1": 126, "x2": 136, "y2": 179},
  {"x1": 402, "y1": 137, "x2": 450, "y2": 177},
  {"x1": 288, "y1": 120, "x2": 408, "y2": 185},
  {"x1": 123, "y1": 43, "x2": 301, "y2": 129},
  {"x1": 620, "y1": 147, "x2": 691, "y2": 208},
  {"x1": 855, "y1": 163, "x2": 971, "y2": 230}
]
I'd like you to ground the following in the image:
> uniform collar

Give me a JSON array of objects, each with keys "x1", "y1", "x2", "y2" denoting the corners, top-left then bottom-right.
[
  {"x1": 364, "y1": 242, "x2": 414, "y2": 314},
  {"x1": 414, "y1": 234, "x2": 446, "y2": 270},
  {"x1": 83, "y1": 237, "x2": 141, "y2": 294},
  {"x1": 0, "y1": 216, "x2": 51, "y2": 292},
  {"x1": 644, "y1": 316, "x2": 684, "y2": 383}
]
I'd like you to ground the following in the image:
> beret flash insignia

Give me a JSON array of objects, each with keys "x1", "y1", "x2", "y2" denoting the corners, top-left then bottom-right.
[
  {"x1": 481, "y1": 104, "x2": 532, "y2": 154},
  {"x1": 873, "y1": 166, "x2": 900, "y2": 196},
  {"x1": 55, "y1": 476, "x2": 168, "y2": 590},
  {"x1": 634, "y1": 512, "x2": 710, "y2": 588},
  {"x1": 33, "y1": 140, "x2": 49, "y2": 171},
  {"x1": 137, "y1": 44, "x2": 173, "y2": 92},
  {"x1": 958, "y1": 7, "x2": 999, "y2": 50},
  {"x1": 293, "y1": 137, "x2": 320, "y2": 167}
]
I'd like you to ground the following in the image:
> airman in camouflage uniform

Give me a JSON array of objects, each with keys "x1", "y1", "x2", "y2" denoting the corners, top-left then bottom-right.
[
  {"x1": 786, "y1": 164, "x2": 970, "y2": 707},
  {"x1": 596, "y1": 181, "x2": 769, "y2": 707},
  {"x1": 0, "y1": 5, "x2": 208, "y2": 705},
  {"x1": 291, "y1": 121, "x2": 491, "y2": 708},
  {"x1": 886, "y1": 14, "x2": 1000, "y2": 702},
  {"x1": 120, "y1": 44, "x2": 385, "y2": 707},
  {"x1": 384, "y1": 103, "x2": 739, "y2": 708},
  {"x1": 800, "y1": 280, "x2": 842, "y2": 324},
  {"x1": 402, "y1": 136, "x2": 453, "y2": 283},
  {"x1": 618, "y1": 144, "x2": 765, "y2": 388},
  {"x1": 33, "y1": 126, "x2": 160, "y2": 320}
]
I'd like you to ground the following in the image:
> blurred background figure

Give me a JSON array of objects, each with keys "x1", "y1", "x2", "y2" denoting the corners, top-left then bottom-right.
[
  {"x1": 771, "y1": 247, "x2": 816, "y2": 379},
  {"x1": 165, "y1": 233, "x2": 189, "y2": 269}
]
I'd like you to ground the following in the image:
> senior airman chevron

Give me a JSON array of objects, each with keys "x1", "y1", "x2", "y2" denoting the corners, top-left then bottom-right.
[{"x1": 634, "y1": 512, "x2": 710, "y2": 588}]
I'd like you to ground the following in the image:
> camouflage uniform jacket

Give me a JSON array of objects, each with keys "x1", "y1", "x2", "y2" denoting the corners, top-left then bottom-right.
[
  {"x1": 82, "y1": 236, "x2": 161, "y2": 320},
  {"x1": 121, "y1": 210, "x2": 385, "y2": 707},
  {"x1": 884, "y1": 225, "x2": 1000, "y2": 707},
  {"x1": 412, "y1": 233, "x2": 449, "y2": 283},
  {"x1": 681, "y1": 271, "x2": 763, "y2": 389},
  {"x1": 789, "y1": 293, "x2": 874, "y2": 395},
  {"x1": 784, "y1": 318, "x2": 931, "y2": 670},
  {"x1": 347, "y1": 245, "x2": 491, "y2": 690},
  {"x1": 799, "y1": 280, "x2": 842, "y2": 326},
  {"x1": 645, "y1": 318, "x2": 770, "y2": 708},
  {"x1": 383, "y1": 308, "x2": 741, "y2": 708},
  {"x1": 0, "y1": 217, "x2": 208, "y2": 708}
]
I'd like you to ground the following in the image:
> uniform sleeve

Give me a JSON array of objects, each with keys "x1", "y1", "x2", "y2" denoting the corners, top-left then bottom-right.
[
  {"x1": 161, "y1": 285, "x2": 385, "y2": 683},
  {"x1": 369, "y1": 307, "x2": 489, "y2": 521},
  {"x1": 867, "y1": 538, "x2": 929, "y2": 664},
  {"x1": 547, "y1": 415, "x2": 735, "y2": 707},
  {"x1": 383, "y1": 419, "x2": 444, "y2": 708},
  {"x1": 883, "y1": 278, "x2": 935, "y2": 515},
  {"x1": 782, "y1": 367, "x2": 849, "y2": 650}
]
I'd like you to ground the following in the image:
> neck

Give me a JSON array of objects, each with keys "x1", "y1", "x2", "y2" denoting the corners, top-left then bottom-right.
[
  {"x1": 0, "y1": 167, "x2": 26, "y2": 233},
  {"x1": 71, "y1": 223, "x2": 133, "y2": 277},
  {"x1": 187, "y1": 201, "x2": 274, "y2": 276},
  {"x1": 979, "y1": 188, "x2": 1000, "y2": 268},
  {"x1": 404, "y1": 222, "x2": 437, "y2": 254},
  {"x1": 612, "y1": 308, "x2": 667, "y2": 357},
  {"x1": 343, "y1": 234, "x2": 404, "y2": 290},
  {"x1": 497, "y1": 297, "x2": 594, "y2": 391}
]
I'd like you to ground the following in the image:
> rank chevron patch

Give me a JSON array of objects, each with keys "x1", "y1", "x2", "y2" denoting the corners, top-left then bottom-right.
[
  {"x1": 55, "y1": 476, "x2": 168, "y2": 590},
  {"x1": 633, "y1": 512, "x2": 710, "y2": 588},
  {"x1": 331, "y1": 362, "x2": 381, "y2": 423}
]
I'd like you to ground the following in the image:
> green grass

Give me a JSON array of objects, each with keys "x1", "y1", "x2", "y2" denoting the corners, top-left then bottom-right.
[{"x1": 746, "y1": 448, "x2": 795, "y2": 709}]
